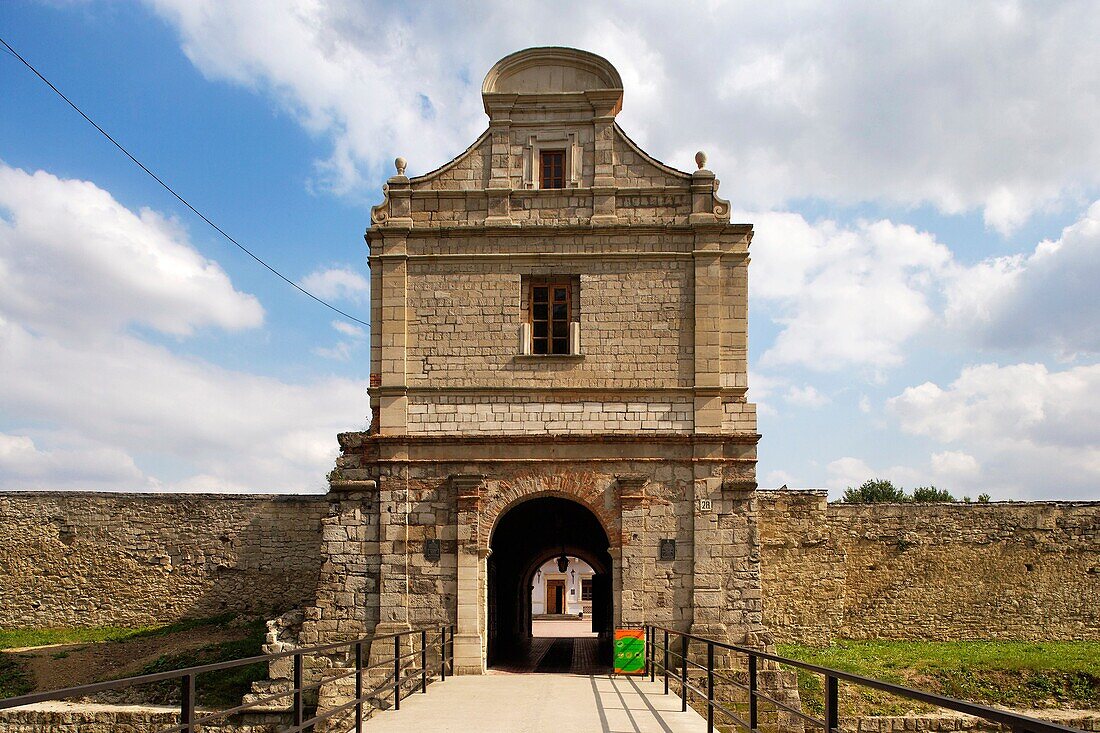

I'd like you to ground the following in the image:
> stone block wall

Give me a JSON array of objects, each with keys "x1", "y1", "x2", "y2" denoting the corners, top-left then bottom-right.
[
  {"x1": 406, "y1": 395, "x2": 695, "y2": 434},
  {"x1": 405, "y1": 256, "x2": 696, "y2": 390},
  {"x1": 759, "y1": 490, "x2": 1100, "y2": 644},
  {"x1": 0, "y1": 492, "x2": 327, "y2": 628}
]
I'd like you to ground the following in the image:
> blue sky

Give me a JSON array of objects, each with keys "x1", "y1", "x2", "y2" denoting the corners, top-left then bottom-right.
[{"x1": 1, "y1": 1, "x2": 1099, "y2": 499}]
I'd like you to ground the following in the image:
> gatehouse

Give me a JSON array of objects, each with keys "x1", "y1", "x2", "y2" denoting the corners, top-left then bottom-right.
[{"x1": 299, "y1": 46, "x2": 764, "y2": 684}]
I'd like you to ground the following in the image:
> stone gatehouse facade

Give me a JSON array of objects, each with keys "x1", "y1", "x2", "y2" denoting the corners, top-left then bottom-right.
[{"x1": 299, "y1": 46, "x2": 764, "y2": 682}]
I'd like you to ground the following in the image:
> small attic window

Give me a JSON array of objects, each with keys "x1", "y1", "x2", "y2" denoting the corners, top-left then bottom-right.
[{"x1": 540, "y1": 150, "x2": 566, "y2": 189}]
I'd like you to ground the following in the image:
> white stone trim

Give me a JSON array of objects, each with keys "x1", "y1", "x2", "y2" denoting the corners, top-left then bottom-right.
[{"x1": 524, "y1": 131, "x2": 581, "y2": 189}]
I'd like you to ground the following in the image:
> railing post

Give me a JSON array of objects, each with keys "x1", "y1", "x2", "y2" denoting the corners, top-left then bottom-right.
[
  {"x1": 680, "y1": 634, "x2": 688, "y2": 712},
  {"x1": 293, "y1": 651, "x2": 303, "y2": 728},
  {"x1": 355, "y1": 641, "x2": 364, "y2": 733},
  {"x1": 824, "y1": 674, "x2": 839, "y2": 733},
  {"x1": 421, "y1": 629, "x2": 428, "y2": 693},
  {"x1": 706, "y1": 641, "x2": 715, "y2": 732},
  {"x1": 663, "y1": 630, "x2": 669, "y2": 695},
  {"x1": 394, "y1": 634, "x2": 402, "y2": 711},
  {"x1": 749, "y1": 653, "x2": 758, "y2": 732},
  {"x1": 649, "y1": 627, "x2": 655, "y2": 682},
  {"x1": 180, "y1": 673, "x2": 195, "y2": 733},
  {"x1": 440, "y1": 626, "x2": 447, "y2": 681}
]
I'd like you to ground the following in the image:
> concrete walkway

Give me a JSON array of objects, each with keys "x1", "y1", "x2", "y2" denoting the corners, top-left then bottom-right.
[{"x1": 361, "y1": 673, "x2": 708, "y2": 732}]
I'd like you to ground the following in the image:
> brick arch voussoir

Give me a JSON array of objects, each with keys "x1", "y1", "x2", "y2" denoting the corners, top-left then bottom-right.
[{"x1": 480, "y1": 470, "x2": 619, "y2": 550}]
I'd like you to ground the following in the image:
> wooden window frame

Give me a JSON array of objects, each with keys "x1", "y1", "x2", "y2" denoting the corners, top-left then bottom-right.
[
  {"x1": 528, "y1": 278, "x2": 572, "y2": 355},
  {"x1": 580, "y1": 577, "x2": 593, "y2": 602},
  {"x1": 539, "y1": 149, "x2": 566, "y2": 189}
]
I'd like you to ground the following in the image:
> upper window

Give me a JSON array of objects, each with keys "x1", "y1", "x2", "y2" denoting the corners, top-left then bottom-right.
[
  {"x1": 580, "y1": 578, "x2": 593, "y2": 602},
  {"x1": 540, "y1": 149, "x2": 566, "y2": 189},
  {"x1": 530, "y1": 280, "x2": 571, "y2": 355}
]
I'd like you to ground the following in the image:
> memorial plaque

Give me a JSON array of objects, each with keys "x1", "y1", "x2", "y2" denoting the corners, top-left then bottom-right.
[
  {"x1": 659, "y1": 539, "x2": 676, "y2": 561},
  {"x1": 424, "y1": 538, "x2": 441, "y2": 562}
]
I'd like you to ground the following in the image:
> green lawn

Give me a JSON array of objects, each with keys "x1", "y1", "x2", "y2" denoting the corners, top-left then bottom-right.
[
  {"x1": 0, "y1": 614, "x2": 266, "y2": 706},
  {"x1": 137, "y1": 618, "x2": 268, "y2": 707},
  {"x1": 0, "y1": 614, "x2": 241, "y2": 651},
  {"x1": 776, "y1": 640, "x2": 1100, "y2": 716}
]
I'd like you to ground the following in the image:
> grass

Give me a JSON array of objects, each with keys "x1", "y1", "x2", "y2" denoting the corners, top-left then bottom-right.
[
  {"x1": 0, "y1": 614, "x2": 266, "y2": 708},
  {"x1": 0, "y1": 613, "x2": 241, "y2": 651},
  {"x1": 776, "y1": 640, "x2": 1100, "y2": 716},
  {"x1": 137, "y1": 618, "x2": 268, "y2": 708},
  {"x1": 0, "y1": 655, "x2": 33, "y2": 699}
]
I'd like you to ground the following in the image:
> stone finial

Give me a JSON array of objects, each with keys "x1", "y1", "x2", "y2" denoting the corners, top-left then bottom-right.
[
  {"x1": 695, "y1": 151, "x2": 707, "y2": 170},
  {"x1": 395, "y1": 157, "x2": 407, "y2": 176}
]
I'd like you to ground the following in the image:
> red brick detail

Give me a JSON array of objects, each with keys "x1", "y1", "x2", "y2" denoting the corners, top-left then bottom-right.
[{"x1": 478, "y1": 470, "x2": 620, "y2": 550}]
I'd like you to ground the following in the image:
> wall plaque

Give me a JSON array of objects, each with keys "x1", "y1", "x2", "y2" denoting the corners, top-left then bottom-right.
[
  {"x1": 659, "y1": 539, "x2": 676, "y2": 561},
  {"x1": 424, "y1": 539, "x2": 441, "y2": 562}
]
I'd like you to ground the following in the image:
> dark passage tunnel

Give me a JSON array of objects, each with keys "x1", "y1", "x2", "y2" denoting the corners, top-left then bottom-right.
[{"x1": 487, "y1": 497, "x2": 613, "y2": 671}]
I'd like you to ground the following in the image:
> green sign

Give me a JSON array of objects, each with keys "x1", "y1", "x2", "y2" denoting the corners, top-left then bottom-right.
[{"x1": 614, "y1": 629, "x2": 645, "y2": 675}]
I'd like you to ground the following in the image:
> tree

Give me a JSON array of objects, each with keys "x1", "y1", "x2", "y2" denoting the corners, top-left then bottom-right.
[
  {"x1": 842, "y1": 479, "x2": 909, "y2": 503},
  {"x1": 977, "y1": 493, "x2": 991, "y2": 503},
  {"x1": 911, "y1": 486, "x2": 955, "y2": 503}
]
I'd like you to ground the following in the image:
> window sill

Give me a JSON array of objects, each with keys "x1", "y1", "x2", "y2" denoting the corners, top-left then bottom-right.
[{"x1": 514, "y1": 353, "x2": 585, "y2": 360}]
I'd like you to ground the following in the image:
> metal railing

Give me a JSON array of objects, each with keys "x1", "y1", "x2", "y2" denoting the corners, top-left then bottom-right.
[
  {"x1": 645, "y1": 625, "x2": 1085, "y2": 733},
  {"x1": 0, "y1": 624, "x2": 455, "y2": 733}
]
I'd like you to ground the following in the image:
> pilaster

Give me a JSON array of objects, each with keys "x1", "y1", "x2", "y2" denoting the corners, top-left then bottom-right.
[{"x1": 452, "y1": 474, "x2": 486, "y2": 674}]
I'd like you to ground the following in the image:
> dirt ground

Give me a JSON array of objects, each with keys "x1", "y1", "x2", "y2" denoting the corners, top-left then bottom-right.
[{"x1": 9, "y1": 624, "x2": 252, "y2": 693}]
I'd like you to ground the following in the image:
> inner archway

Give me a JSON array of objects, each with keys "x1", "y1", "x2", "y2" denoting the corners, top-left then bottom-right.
[{"x1": 487, "y1": 496, "x2": 613, "y2": 672}]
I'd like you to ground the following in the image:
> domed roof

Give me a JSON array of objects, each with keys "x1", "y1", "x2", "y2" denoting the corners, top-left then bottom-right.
[{"x1": 482, "y1": 47, "x2": 623, "y2": 97}]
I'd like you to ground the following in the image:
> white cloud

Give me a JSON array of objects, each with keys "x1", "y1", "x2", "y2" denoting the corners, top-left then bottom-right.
[
  {"x1": 332, "y1": 320, "x2": 366, "y2": 338},
  {"x1": 930, "y1": 450, "x2": 981, "y2": 483},
  {"x1": 0, "y1": 164, "x2": 263, "y2": 337},
  {"x1": 858, "y1": 395, "x2": 872, "y2": 414},
  {"x1": 784, "y1": 385, "x2": 830, "y2": 408},
  {"x1": 0, "y1": 166, "x2": 368, "y2": 492},
  {"x1": 762, "y1": 469, "x2": 798, "y2": 489},
  {"x1": 313, "y1": 319, "x2": 367, "y2": 361},
  {"x1": 945, "y1": 200, "x2": 1100, "y2": 355},
  {"x1": 888, "y1": 363, "x2": 1100, "y2": 499},
  {"x1": 0, "y1": 318, "x2": 367, "y2": 491},
  {"x1": 747, "y1": 211, "x2": 952, "y2": 371},
  {"x1": 300, "y1": 266, "x2": 370, "y2": 303},
  {"x1": 747, "y1": 369, "x2": 785, "y2": 416},
  {"x1": 0, "y1": 432, "x2": 150, "y2": 489},
  {"x1": 826, "y1": 457, "x2": 878, "y2": 494},
  {"x1": 825, "y1": 455, "x2": 961, "y2": 499},
  {"x1": 146, "y1": 1, "x2": 1100, "y2": 230}
]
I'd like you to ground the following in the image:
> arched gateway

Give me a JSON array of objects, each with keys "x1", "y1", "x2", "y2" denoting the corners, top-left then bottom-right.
[{"x1": 300, "y1": 47, "x2": 763, "y2": 682}]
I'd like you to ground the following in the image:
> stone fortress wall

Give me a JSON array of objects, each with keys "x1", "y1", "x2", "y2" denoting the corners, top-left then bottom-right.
[
  {"x1": 758, "y1": 490, "x2": 1100, "y2": 645},
  {"x1": 1, "y1": 489, "x2": 1096, "y2": 644},
  {"x1": 0, "y1": 492, "x2": 327, "y2": 628}
]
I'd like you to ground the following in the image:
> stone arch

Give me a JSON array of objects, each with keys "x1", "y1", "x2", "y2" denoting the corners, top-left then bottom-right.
[{"x1": 480, "y1": 470, "x2": 620, "y2": 550}]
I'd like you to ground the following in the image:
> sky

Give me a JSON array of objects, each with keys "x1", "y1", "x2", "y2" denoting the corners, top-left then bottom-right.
[{"x1": 1, "y1": 1, "x2": 1099, "y2": 500}]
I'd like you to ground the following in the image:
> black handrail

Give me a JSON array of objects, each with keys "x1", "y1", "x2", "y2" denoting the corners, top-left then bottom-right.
[
  {"x1": 644, "y1": 624, "x2": 1086, "y2": 733},
  {"x1": 0, "y1": 623, "x2": 455, "y2": 733}
]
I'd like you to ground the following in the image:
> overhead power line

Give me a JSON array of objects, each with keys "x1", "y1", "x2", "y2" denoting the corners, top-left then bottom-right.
[{"x1": 0, "y1": 35, "x2": 370, "y2": 328}]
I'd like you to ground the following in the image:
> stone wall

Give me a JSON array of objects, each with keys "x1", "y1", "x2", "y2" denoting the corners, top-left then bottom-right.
[
  {"x1": 405, "y1": 255, "x2": 697, "y2": 390},
  {"x1": 2, "y1": 489, "x2": 1097, "y2": 642},
  {"x1": 0, "y1": 492, "x2": 327, "y2": 628},
  {"x1": 0, "y1": 704, "x2": 282, "y2": 733},
  {"x1": 759, "y1": 490, "x2": 1100, "y2": 644}
]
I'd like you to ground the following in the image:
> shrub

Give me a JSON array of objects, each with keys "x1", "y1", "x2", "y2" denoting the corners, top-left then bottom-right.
[
  {"x1": 911, "y1": 486, "x2": 955, "y2": 503},
  {"x1": 842, "y1": 479, "x2": 909, "y2": 503},
  {"x1": 977, "y1": 493, "x2": 991, "y2": 503}
]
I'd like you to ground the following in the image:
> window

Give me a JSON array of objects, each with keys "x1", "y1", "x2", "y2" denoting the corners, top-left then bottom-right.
[
  {"x1": 530, "y1": 280, "x2": 571, "y2": 355},
  {"x1": 580, "y1": 578, "x2": 593, "y2": 602},
  {"x1": 540, "y1": 149, "x2": 565, "y2": 189}
]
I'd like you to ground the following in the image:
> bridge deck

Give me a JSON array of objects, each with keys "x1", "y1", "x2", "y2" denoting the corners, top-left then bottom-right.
[{"x1": 361, "y1": 673, "x2": 709, "y2": 732}]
